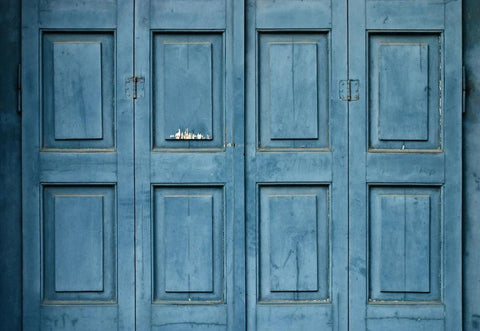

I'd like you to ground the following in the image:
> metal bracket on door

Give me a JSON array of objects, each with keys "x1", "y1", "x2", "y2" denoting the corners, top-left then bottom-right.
[
  {"x1": 339, "y1": 79, "x2": 359, "y2": 101},
  {"x1": 17, "y1": 64, "x2": 22, "y2": 114},
  {"x1": 462, "y1": 65, "x2": 466, "y2": 114},
  {"x1": 125, "y1": 76, "x2": 145, "y2": 99}
]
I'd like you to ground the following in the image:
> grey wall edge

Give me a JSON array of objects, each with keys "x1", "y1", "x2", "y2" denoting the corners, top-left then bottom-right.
[
  {"x1": 463, "y1": 0, "x2": 480, "y2": 330},
  {"x1": 0, "y1": 0, "x2": 22, "y2": 329}
]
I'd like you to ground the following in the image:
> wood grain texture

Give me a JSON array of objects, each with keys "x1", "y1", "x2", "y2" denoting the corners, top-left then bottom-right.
[
  {"x1": 246, "y1": 0, "x2": 348, "y2": 329},
  {"x1": 22, "y1": 0, "x2": 135, "y2": 329}
]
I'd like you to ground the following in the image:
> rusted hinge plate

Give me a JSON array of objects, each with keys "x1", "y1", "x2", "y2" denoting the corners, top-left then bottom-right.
[
  {"x1": 17, "y1": 64, "x2": 22, "y2": 114},
  {"x1": 462, "y1": 65, "x2": 466, "y2": 114},
  {"x1": 339, "y1": 79, "x2": 359, "y2": 101},
  {"x1": 125, "y1": 76, "x2": 145, "y2": 99}
]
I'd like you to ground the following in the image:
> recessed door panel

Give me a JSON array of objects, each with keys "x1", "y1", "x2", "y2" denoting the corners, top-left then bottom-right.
[
  {"x1": 369, "y1": 34, "x2": 441, "y2": 151},
  {"x1": 42, "y1": 32, "x2": 115, "y2": 150},
  {"x1": 152, "y1": 186, "x2": 224, "y2": 303},
  {"x1": 349, "y1": 0, "x2": 462, "y2": 330},
  {"x1": 152, "y1": 33, "x2": 224, "y2": 150},
  {"x1": 42, "y1": 185, "x2": 116, "y2": 303},
  {"x1": 259, "y1": 186, "x2": 329, "y2": 302},
  {"x1": 134, "y1": 0, "x2": 244, "y2": 329},
  {"x1": 258, "y1": 33, "x2": 329, "y2": 149},
  {"x1": 369, "y1": 186, "x2": 441, "y2": 302},
  {"x1": 246, "y1": 0, "x2": 348, "y2": 330},
  {"x1": 22, "y1": 0, "x2": 134, "y2": 329}
]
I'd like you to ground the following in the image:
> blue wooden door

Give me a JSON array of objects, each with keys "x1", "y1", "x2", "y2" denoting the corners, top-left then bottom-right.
[
  {"x1": 22, "y1": 0, "x2": 135, "y2": 329},
  {"x1": 348, "y1": 0, "x2": 463, "y2": 330},
  {"x1": 22, "y1": 0, "x2": 462, "y2": 330},
  {"x1": 246, "y1": 0, "x2": 349, "y2": 330},
  {"x1": 133, "y1": 0, "x2": 245, "y2": 329}
]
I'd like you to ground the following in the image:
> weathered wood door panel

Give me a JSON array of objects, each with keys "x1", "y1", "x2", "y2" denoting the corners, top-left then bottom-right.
[
  {"x1": 348, "y1": 0, "x2": 462, "y2": 330},
  {"x1": 134, "y1": 0, "x2": 245, "y2": 329},
  {"x1": 245, "y1": 0, "x2": 349, "y2": 330},
  {"x1": 22, "y1": 0, "x2": 462, "y2": 330},
  {"x1": 22, "y1": 0, "x2": 135, "y2": 329}
]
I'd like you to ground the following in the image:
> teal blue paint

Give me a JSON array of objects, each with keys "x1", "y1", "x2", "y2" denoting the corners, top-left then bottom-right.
[
  {"x1": 377, "y1": 43, "x2": 429, "y2": 141},
  {"x1": 134, "y1": 0, "x2": 244, "y2": 329},
  {"x1": 259, "y1": 186, "x2": 329, "y2": 302},
  {"x1": 153, "y1": 187, "x2": 224, "y2": 303},
  {"x1": 370, "y1": 187, "x2": 441, "y2": 302},
  {"x1": 52, "y1": 42, "x2": 103, "y2": 140},
  {"x1": 1, "y1": 0, "x2": 472, "y2": 330},
  {"x1": 153, "y1": 33, "x2": 223, "y2": 150},
  {"x1": 369, "y1": 34, "x2": 441, "y2": 150},
  {"x1": 349, "y1": 0, "x2": 462, "y2": 330},
  {"x1": 246, "y1": 0, "x2": 348, "y2": 330},
  {"x1": 54, "y1": 195, "x2": 104, "y2": 292},
  {"x1": 22, "y1": 0, "x2": 135, "y2": 329},
  {"x1": 258, "y1": 32, "x2": 329, "y2": 149},
  {"x1": 42, "y1": 32, "x2": 115, "y2": 150}
]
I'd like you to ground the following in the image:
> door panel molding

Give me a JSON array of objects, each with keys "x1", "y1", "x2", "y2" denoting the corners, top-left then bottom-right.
[
  {"x1": 348, "y1": 0, "x2": 462, "y2": 330},
  {"x1": 21, "y1": 0, "x2": 462, "y2": 329},
  {"x1": 22, "y1": 0, "x2": 135, "y2": 329},
  {"x1": 246, "y1": 0, "x2": 349, "y2": 330},
  {"x1": 134, "y1": 0, "x2": 245, "y2": 329}
]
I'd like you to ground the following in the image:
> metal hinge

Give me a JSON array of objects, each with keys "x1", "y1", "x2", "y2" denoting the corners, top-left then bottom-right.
[
  {"x1": 17, "y1": 64, "x2": 22, "y2": 114},
  {"x1": 462, "y1": 65, "x2": 466, "y2": 114},
  {"x1": 339, "y1": 79, "x2": 359, "y2": 101},
  {"x1": 125, "y1": 76, "x2": 145, "y2": 99}
]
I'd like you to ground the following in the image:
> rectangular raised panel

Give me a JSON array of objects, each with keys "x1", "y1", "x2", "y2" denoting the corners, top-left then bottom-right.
[
  {"x1": 42, "y1": 33, "x2": 115, "y2": 150},
  {"x1": 53, "y1": 42, "x2": 103, "y2": 140},
  {"x1": 153, "y1": 186, "x2": 224, "y2": 302},
  {"x1": 378, "y1": 44, "x2": 429, "y2": 141},
  {"x1": 153, "y1": 33, "x2": 223, "y2": 150},
  {"x1": 269, "y1": 43, "x2": 318, "y2": 140},
  {"x1": 43, "y1": 185, "x2": 116, "y2": 303},
  {"x1": 164, "y1": 195, "x2": 213, "y2": 293},
  {"x1": 379, "y1": 195, "x2": 430, "y2": 293},
  {"x1": 369, "y1": 186, "x2": 441, "y2": 302},
  {"x1": 259, "y1": 33, "x2": 329, "y2": 150},
  {"x1": 164, "y1": 43, "x2": 213, "y2": 140},
  {"x1": 259, "y1": 185, "x2": 329, "y2": 302},
  {"x1": 54, "y1": 195, "x2": 104, "y2": 292},
  {"x1": 369, "y1": 34, "x2": 441, "y2": 151},
  {"x1": 269, "y1": 195, "x2": 318, "y2": 291}
]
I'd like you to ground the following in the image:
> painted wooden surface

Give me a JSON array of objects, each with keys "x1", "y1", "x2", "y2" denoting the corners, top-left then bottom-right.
[
  {"x1": 52, "y1": 42, "x2": 103, "y2": 140},
  {"x1": 369, "y1": 34, "x2": 441, "y2": 151},
  {"x1": 134, "y1": 0, "x2": 245, "y2": 329},
  {"x1": 259, "y1": 186, "x2": 329, "y2": 302},
  {"x1": 258, "y1": 33, "x2": 329, "y2": 149},
  {"x1": 53, "y1": 195, "x2": 104, "y2": 292},
  {"x1": 153, "y1": 33, "x2": 223, "y2": 149},
  {"x1": 246, "y1": 0, "x2": 348, "y2": 330},
  {"x1": 22, "y1": 0, "x2": 135, "y2": 329},
  {"x1": 153, "y1": 187, "x2": 224, "y2": 303},
  {"x1": 349, "y1": 1, "x2": 462, "y2": 331},
  {"x1": 369, "y1": 187, "x2": 441, "y2": 302},
  {"x1": 6, "y1": 1, "x2": 473, "y2": 331},
  {"x1": 42, "y1": 32, "x2": 115, "y2": 150}
]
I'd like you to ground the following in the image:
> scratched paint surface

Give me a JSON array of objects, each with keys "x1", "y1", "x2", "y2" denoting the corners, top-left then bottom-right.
[{"x1": 1, "y1": 1, "x2": 479, "y2": 331}]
